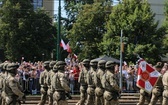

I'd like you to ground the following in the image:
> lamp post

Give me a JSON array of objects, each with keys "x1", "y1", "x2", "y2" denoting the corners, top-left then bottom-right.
[
  {"x1": 57, "y1": 0, "x2": 61, "y2": 60},
  {"x1": 119, "y1": 30, "x2": 123, "y2": 91}
]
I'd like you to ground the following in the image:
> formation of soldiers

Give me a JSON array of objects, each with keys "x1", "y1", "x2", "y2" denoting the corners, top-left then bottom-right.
[
  {"x1": 76, "y1": 59, "x2": 120, "y2": 105},
  {"x1": 0, "y1": 59, "x2": 167, "y2": 105}
]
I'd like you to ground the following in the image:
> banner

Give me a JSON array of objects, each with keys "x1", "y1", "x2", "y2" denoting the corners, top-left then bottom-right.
[{"x1": 136, "y1": 59, "x2": 161, "y2": 93}]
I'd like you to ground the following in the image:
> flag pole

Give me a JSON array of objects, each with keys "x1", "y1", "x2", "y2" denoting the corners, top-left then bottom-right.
[
  {"x1": 57, "y1": 0, "x2": 61, "y2": 60},
  {"x1": 119, "y1": 30, "x2": 123, "y2": 91}
]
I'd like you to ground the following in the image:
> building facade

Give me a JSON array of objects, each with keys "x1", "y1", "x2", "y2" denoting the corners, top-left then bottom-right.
[
  {"x1": 32, "y1": 0, "x2": 54, "y2": 17},
  {"x1": 148, "y1": 0, "x2": 165, "y2": 27}
]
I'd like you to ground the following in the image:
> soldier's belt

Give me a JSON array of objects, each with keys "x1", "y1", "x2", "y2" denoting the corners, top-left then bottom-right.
[
  {"x1": 164, "y1": 86, "x2": 168, "y2": 90},
  {"x1": 55, "y1": 90, "x2": 65, "y2": 92},
  {"x1": 88, "y1": 85, "x2": 95, "y2": 88}
]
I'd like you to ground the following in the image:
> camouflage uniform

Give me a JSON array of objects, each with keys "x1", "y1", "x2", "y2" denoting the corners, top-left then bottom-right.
[
  {"x1": 149, "y1": 64, "x2": 163, "y2": 105},
  {"x1": 0, "y1": 63, "x2": 4, "y2": 105},
  {"x1": 137, "y1": 89, "x2": 151, "y2": 105},
  {"x1": 162, "y1": 67, "x2": 168, "y2": 105},
  {"x1": 38, "y1": 61, "x2": 50, "y2": 105},
  {"x1": 47, "y1": 61, "x2": 57, "y2": 105},
  {"x1": 94, "y1": 60, "x2": 106, "y2": 105},
  {"x1": 4, "y1": 63, "x2": 24, "y2": 105},
  {"x1": 51, "y1": 61, "x2": 70, "y2": 105},
  {"x1": 101, "y1": 61, "x2": 120, "y2": 105},
  {"x1": 85, "y1": 60, "x2": 98, "y2": 105},
  {"x1": 1, "y1": 63, "x2": 9, "y2": 105},
  {"x1": 76, "y1": 59, "x2": 90, "y2": 105}
]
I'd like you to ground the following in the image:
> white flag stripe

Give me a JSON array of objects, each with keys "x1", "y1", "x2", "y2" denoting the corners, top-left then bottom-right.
[
  {"x1": 150, "y1": 71, "x2": 161, "y2": 77},
  {"x1": 137, "y1": 75, "x2": 141, "y2": 81},
  {"x1": 61, "y1": 39, "x2": 67, "y2": 50},
  {"x1": 145, "y1": 81, "x2": 153, "y2": 92},
  {"x1": 140, "y1": 61, "x2": 147, "y2": 72}
]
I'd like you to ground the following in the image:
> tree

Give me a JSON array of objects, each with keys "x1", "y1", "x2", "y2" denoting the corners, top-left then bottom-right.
[
  {"x1": 0, "y1": 0, "x2": 56, "y2": 61},
  {"x1": 67, "y1": 2, "x2": 110, "y2": 60},
  {"x1": 102, "y1": 0, "x2": 163, "y2": 63}
]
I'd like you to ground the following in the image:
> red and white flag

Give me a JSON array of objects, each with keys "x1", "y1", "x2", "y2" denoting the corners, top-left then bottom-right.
[
  {"x1": 136, "y1": 59, "x2": 161, "y2": 93},
  {"x1": 66, "y1": 42, "x2": 72, "y2": 53},
  {"x1": 60, "y1": 39, "x2": 67, "y2": 50}
]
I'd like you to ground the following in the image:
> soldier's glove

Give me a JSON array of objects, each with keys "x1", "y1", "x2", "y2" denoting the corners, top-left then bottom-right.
[
  {"x1": 17, "y1": 94, "x2": 24, "y2": 100},
  {"x1": 40, "y1": 88, "x2": 46, "y2": 94},
  {"x1": 66, "y1": 93, "x2": 72, "y2": 99}
]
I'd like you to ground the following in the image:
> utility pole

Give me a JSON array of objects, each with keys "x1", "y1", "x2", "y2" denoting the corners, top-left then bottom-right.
[
  {"x1": 57, "y1": 0, "x2": 61, "y2": 60},
  {"x1": 120, "y1": 30, "x2": 123, "y2": 91}
]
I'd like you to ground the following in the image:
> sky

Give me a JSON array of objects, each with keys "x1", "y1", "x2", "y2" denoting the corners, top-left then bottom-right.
[{"x1": 54, "y1": 0, "x2": 119, "y2": 18}]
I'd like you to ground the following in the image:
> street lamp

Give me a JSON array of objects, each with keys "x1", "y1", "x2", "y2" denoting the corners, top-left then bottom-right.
[{"x1": 57, "y1": 0, "x2": 61, "y2": 60}]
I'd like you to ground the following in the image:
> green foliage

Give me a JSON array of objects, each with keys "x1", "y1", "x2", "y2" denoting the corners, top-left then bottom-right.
[
  {"x1": 0, "y1": 0, "x2": 56, "y2": 61},
  {"x1": 103, "y1": 0, "x2": 162, "y2": 63},
  {"x1": 67, "y1": 3, "x2": 109, "y2": 60}
]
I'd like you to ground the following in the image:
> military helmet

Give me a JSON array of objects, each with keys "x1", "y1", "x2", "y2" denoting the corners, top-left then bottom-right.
[
  {"x1": 56, "y1": 61, "x2": 66, "y2": 66},
  {"x1": 43, "y1": 61, "x2": 50, "y2": 67},
  {"x1": 7, "y1": 63, "x2": 19, "y2": 71},
  {"x1": 0, "y1": 63, "x2": 4, "y2": 70},
  {"x1": 56, "y1": 61, "x2": 66, "y2": 70},
  {"x1": 90, "y1": 59, "x2": 98, "y2": 66},
  {"x1": 82, "y1": 59, "x2": 90, "y2": 65},
  {"x1": 98, "y1": 60, "x2": 106, "y2": 67},
  {"x1": 3, "y1": 62, "x2": 9, "y2": 70},
  {"x1": 49, "y1": 61, "x2": 57, "y2": 68},
  {"x1": 105, "y1": 61, "x2": 116, "y2": 68}
]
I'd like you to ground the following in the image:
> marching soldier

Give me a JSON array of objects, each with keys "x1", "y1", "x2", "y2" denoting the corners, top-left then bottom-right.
[
  {"x1": 85, "y1": 59, "x2": 98, "y2": 105},
  {"x1": 94, "y1": 60, "x2": 106, "y2": 105},
  {"x1": 101, "y1": 61, "x2": 120, "y2": 105},
  {"x1": 4, "y1": 63, "x2": 24, "y2": 105},
  {"x1": 137, "y1": 89, "x2": 151, "y2": 105},
  {"x1": 38, "y1": 61, "x2": 50, "y2": 105},
  {"x1": 51, "y1": 61, "x2": 71, "y2": 105},
  {"x1": 76, "y1": 59, "x2": 90, "y2": 105},
  {"x1": 47, "y1": 61, "x2": 57, "y2": 105},
  {"x1": 162, "y1": 63, "x2": 168, "y2": 105},
  {"x1": 0, "y1": 63, "x2": 4, "y2": 105},
  {"x1": 149, "y1": 62, "x2": 163, "y2": 105},
  {"x1": 1, "y1": 62, "x2": 9, "y2": 105}
]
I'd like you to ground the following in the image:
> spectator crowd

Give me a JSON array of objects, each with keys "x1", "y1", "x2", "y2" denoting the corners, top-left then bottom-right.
[{"x1": 0, "y1": 54, "x2": 167, "y2": 95}]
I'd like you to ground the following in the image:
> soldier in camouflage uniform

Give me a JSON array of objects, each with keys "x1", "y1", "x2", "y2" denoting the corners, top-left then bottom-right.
[
  {"x1": 0, "y1": 63, "x2": 4, "y2": 105},
  {"x1": 47, "y1": 61, "x2": 57, "y2": 105},
  {"x1": 162, "y1": 63, "x2": 168, "y2": 105},
  {"x1": 76, "y1": 59, "x2": 90, "y2": 105},
  {"x1": 149, "y1": 62, "x2": 163, "y2": 105},
  {"x1": 51, "y1": 61, "x2": 70, "y2": 105},
  {"x1": 4, "y1": 63, "x2": 24, "y2": 105},
  {"x1": 101, "y1": 61, "x2": 120, "y2": 105},
  {"x1": 38, "y1": 61, "x2": 50, "y2": 105},
  {"x1": 94, "y1": 60, "x2": 106, "y2": 105},
  {"x1": 1, "y1": 62, "x2": 9, "y2": 105},
  {"x1": 85, "y1": 60, "x2": 98, "y2": 105}
]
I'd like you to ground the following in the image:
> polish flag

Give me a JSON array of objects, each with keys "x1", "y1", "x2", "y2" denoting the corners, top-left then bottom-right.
[
  {"x1": 67, "y1": 42, "x2": 72, "y2": 53},
  {"x1": 136, "y1": 59, "x2": 161, "y2": 93},
  {"x1": 73, "y1": 53, "x2": 78, "y2": 59},
  {"x1": 60, "y1": 39, "x2": 67, "y2": 50}
]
